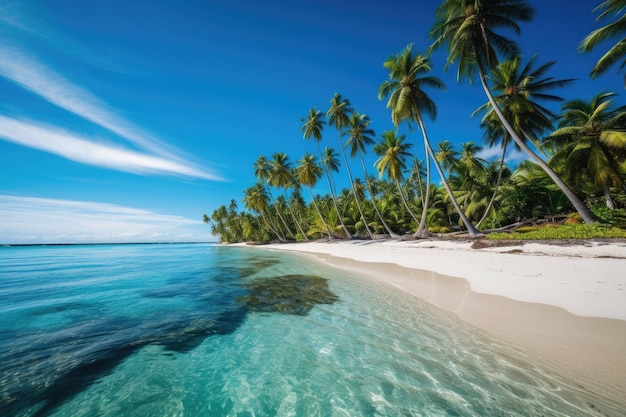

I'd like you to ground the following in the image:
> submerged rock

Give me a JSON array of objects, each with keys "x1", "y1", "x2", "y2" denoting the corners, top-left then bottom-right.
[{"x1": 238, "y1": 275, "x2": 339, "y2": 315}]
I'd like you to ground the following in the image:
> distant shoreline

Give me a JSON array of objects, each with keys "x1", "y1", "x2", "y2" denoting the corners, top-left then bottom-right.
[
  {"x1": 0, "y1": 241, "x2": 216, "y2": 247},
  {"x1": 246, "y1": 239, "x2": 626, "y2": 407}
]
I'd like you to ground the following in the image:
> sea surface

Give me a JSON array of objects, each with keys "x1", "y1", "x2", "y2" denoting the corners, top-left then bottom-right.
[{"x1": 0, "y1": 243, "x2": 622, "y2": 417}]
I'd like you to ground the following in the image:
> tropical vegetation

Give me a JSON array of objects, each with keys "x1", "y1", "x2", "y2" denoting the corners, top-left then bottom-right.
[{"x1": 205, "y1": 1, "x2": 626, "y2": 243}]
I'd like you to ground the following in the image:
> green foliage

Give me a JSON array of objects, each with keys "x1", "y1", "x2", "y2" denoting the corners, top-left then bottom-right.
[
  {"x1": 487, "y1": 223, "x2": 626, "y2": 240},
  {"x1": 593, "y1": 207, "x2": 626, "y2": 228}
]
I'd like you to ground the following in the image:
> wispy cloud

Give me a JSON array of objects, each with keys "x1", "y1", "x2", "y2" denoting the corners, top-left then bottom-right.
[
  {"x1": 0, "y1": 43, "x2": 176, "y2": 156},
  {"x1": 0, "y1": 195, "x2": 214, "y2": 244},
  {"x1": 0, "y1": 42, "x2": 222, "y2": 180},
  {"x1": 0, "y1": 115, "x2": 221, "y2": 179}
]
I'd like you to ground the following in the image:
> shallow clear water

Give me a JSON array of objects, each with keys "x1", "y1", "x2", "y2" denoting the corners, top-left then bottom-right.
[{"x1": 0, "y1": 243, "x2": 622, "y2": 417}]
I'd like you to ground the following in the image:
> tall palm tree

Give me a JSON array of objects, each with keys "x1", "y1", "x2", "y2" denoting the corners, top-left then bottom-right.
[
  {"x1": 253, "y1": 155, "x2": 293, "y2": 238},
  {"x1": 429, "y1": 0, "x2": 598, "y2": 224},
  {"x1": 326, "y1": 94, "x2": 374, "y2": 238},
  {"x1": 579, "y1": 0, "x2": 626, "y2": 86},
  {"x1": 296, "y1": 152, "x2": 333, "y2": 239},
  {"x1": 301, "y1": 107, "x2": 353, "y2": 238},
  {"x1": 344, "y1": 112, "x2": 399, "y2": 237},
  {"x1": 379, "y1": 43, "x2": 480, "y2": 236},
  {"x1": 546, "y1": 91, "x2": 626, "y2": 209},
  {"x1": 374, "y1": 131, "x2": 421, "y2": 229},
  {"x1": 472, "y1": 55, "x2": 574, "y2": 227},
  {"x1": 243, "y1": 183, "x2": 285, "y2": 241},
  {"x1": 268, "y1": 152, "x2": 308, "y2": 240}
]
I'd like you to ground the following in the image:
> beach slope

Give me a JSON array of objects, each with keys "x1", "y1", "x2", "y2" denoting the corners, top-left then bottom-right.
[{"x1": 254, "y1": 239, "x2": 626, "y2": 406}]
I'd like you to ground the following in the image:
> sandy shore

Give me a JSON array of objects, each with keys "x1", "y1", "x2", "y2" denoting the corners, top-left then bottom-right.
[{"x1": 250, "y1": 239, "x2": 626, "y2": 407}]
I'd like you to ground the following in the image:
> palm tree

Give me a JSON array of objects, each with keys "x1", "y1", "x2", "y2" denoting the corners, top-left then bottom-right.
[
  {"x1": 379, "y1": 43, "x2": 480, "y2": 236},
  {"x1": 253, "y1": 155, "x2": 293, "y2": 238},
  {"x1": 579, "y1": 0, "x2": 626, "y2": 86},
  {"x1": 429, "y1": 0, "x2": 598, "y2": 224},
  {"x1": 374, "y1": 131, "x2": 421, "y2": 230},
  {"x1": 326, "y1": 94, "x2": 373, "y2": 238},
  {"x1": 344, "y1": 112, "x2": 399, "y2": 237},
  {"x1": 301, "y1": 107, "x2": 353, "y2": 238},
  {"x1": 436, "y1": 140, "x2": 459, "y2": 174},
  {"x1": 268, "y1": 152, "x2": 309, "y2": 240},
  {"x1": 546, "y1": 91, "x2": 626, "y2": 209},
  {"x1": 296, "y1": 152, "x2": 333, "y2": 239},
  {"x1": 472, "y1": 55, "x2": 574, "y2": 227},
  {"x1": 243, "y1": 183, "x2": 285, "y2": 241}
]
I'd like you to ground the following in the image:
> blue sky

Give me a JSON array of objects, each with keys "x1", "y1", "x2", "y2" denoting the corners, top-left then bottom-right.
[{"x1": 0, "y1": 0, "x2": 621, "y2": 244}]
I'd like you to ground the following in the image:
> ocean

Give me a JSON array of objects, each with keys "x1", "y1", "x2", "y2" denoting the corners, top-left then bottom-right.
[{"x1": 0, "y1": 243, "x2": 622, "y2": 416}]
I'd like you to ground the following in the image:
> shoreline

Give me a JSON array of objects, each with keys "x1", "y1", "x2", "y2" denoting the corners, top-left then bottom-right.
[{"x1": 248, "y1": 239, "x2": 626, "y2": 407}]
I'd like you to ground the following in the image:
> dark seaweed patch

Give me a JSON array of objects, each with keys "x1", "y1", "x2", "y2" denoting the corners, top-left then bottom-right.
[{"x1": 238, "y1": 275, "x2": 339, "y2": 315}]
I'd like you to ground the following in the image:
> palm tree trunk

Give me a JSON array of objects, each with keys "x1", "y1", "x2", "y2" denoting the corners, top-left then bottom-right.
[
  {"x1": 271, "y1": 195, "x2": 295, "y2": 239},
  {"x1": 307, "y1": 187, "x2": 333, "y2": 239},
  {"x1": 417, "y1": 115, "x2": 480, "y2": 236},
  {"x1": 396, "y1": 180, "x2": 421, "y2": 227},
  {"x1": 261, "y1": 210, "x2": 286, "y2": 242},
  {"x1": 604, "y1": 184, "x2": 615, "y2": 209},
  {"x1": 283, "y1": 190, "x2": 309, "y2": 240},
  {"x1": 336, "y1": 134, "x2": 374, "y2": 239},
  {"x1": 315, "y1": 142, "x2": 353, "y2": 239},
  {"x1": 476, "y1": 141, "x2": 507, "y2": 229},
  {"x1": 477, "y1": 67, "x2": 598, "y2": 225},
  {"x1": 358, "y1": 152, "x2": 399, "y2": 238},
  {"x1": 415, "y1": 144, "x2": 431, "y2": 238}
]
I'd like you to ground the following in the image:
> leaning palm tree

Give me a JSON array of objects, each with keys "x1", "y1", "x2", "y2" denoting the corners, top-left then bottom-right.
[
  {"x1": 344, "y1": 112, "x2": 399, "y2": 237},
  {"x1": 301, "y1": 107, "x2": 353, "y2": 238},
  {"x1": 296, "y1": 152, "x2": 333, "y2": 239},
  {"x1": 379, "y1": 43, "x2": 480, "y2": 236},
  {"x1": 326, "y1": 94, "x2": 374, "y2": 238},
  {"x1": 546, "y1": 91, "x2": 626, "y2": 209},
  {"x1": 472, "y1": 55, "x2": 574, "y2": 227},
  {"x1": 374, "y1": 131, "x2": 421, "y2": 229},
  {"x1": 579, "y1": 0, "x2": 626, "y2": 86},
  {"x1": 268, "y1": 152, "x2": 309, "y2": 240},
  {"x1": 253, "y1": 155, "x2": 293, "y2": 238},
  {"x1": 243, "y1": 183, "x2": 286, "y2": 241},
  {"x1": 429, "y1": 0, "x2": 598, "y2": 224}
]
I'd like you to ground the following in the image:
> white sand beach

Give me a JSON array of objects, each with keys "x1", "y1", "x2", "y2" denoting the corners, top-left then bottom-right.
[{"x1": 252, "y1": 238, "x2": 626, "y2": 406}]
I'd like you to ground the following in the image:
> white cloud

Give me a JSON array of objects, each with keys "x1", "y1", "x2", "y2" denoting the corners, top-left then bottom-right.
[
  {"x1": 0, "y1": 116, "x2": 221, "y2": 179},
  {"x1": 0, "y1": 44, "x2": 171, "y2": 155},
  {"x1": 0, "y1": 195, "x2": 215, "y2": 244},
  {"x1": 0, "y1": 42, "x2": 222, "y2": 180},
  {"x1": 477, "y1": 146, "x2": 528, "y2": 165}
]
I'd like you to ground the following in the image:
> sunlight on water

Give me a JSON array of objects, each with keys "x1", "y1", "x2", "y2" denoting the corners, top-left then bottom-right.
[{"x1": 0, "y1": 244, "x2": 623, "y2": 416}]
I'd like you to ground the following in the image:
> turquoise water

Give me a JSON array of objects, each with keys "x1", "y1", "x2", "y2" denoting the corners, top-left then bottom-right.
[{"x1": 0, "y1": 243, "x2": 622, "y2": 417}]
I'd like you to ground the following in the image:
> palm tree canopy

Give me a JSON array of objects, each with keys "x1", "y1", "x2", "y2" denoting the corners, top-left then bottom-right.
[
  {"x1": 268, "y1": 152, "x2": 293, "y2": 189},
  {"x1": 473, "y1": 55, "x2": 574, "y2": 145},
  {"x1": 323, "y1": 147, "x2": 341, "y2": 173},
  {"x1": 326, "y1": 93, "x2": 353, "y2": 132},
  {"x1": 296, "y1": 153, "x2": 323, "y2": 187},
  {"x1": 378, "y1": 44, "x2": 445, "y2": 127},
  {"x1": 243, "y1": 183, "x2": 270, "y2": 213},
  {"x1": 344, "y1": 112, "x2": 376, "y2": 158},
  {"x1": 429, "y1": 0, "x2": 535, "y2": 81},
  {"x1": 579, "y1": 0, "x2": 626, "y2": 85},
  {"x1": 301, "y1": 107, "x2": 326, "y2": 141},
  {"x1": 374, "y1": 131, "x2": 413, "y2": 182},
  {"x1": 253, "y1": 155, "x2": 270, "y2": 182},
  {"x1": 436, "y1": 140, "x2": 460, "y2": 171},
  {"x1": 547, "y1": 91, "x2": 626, "y2": 188}
]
